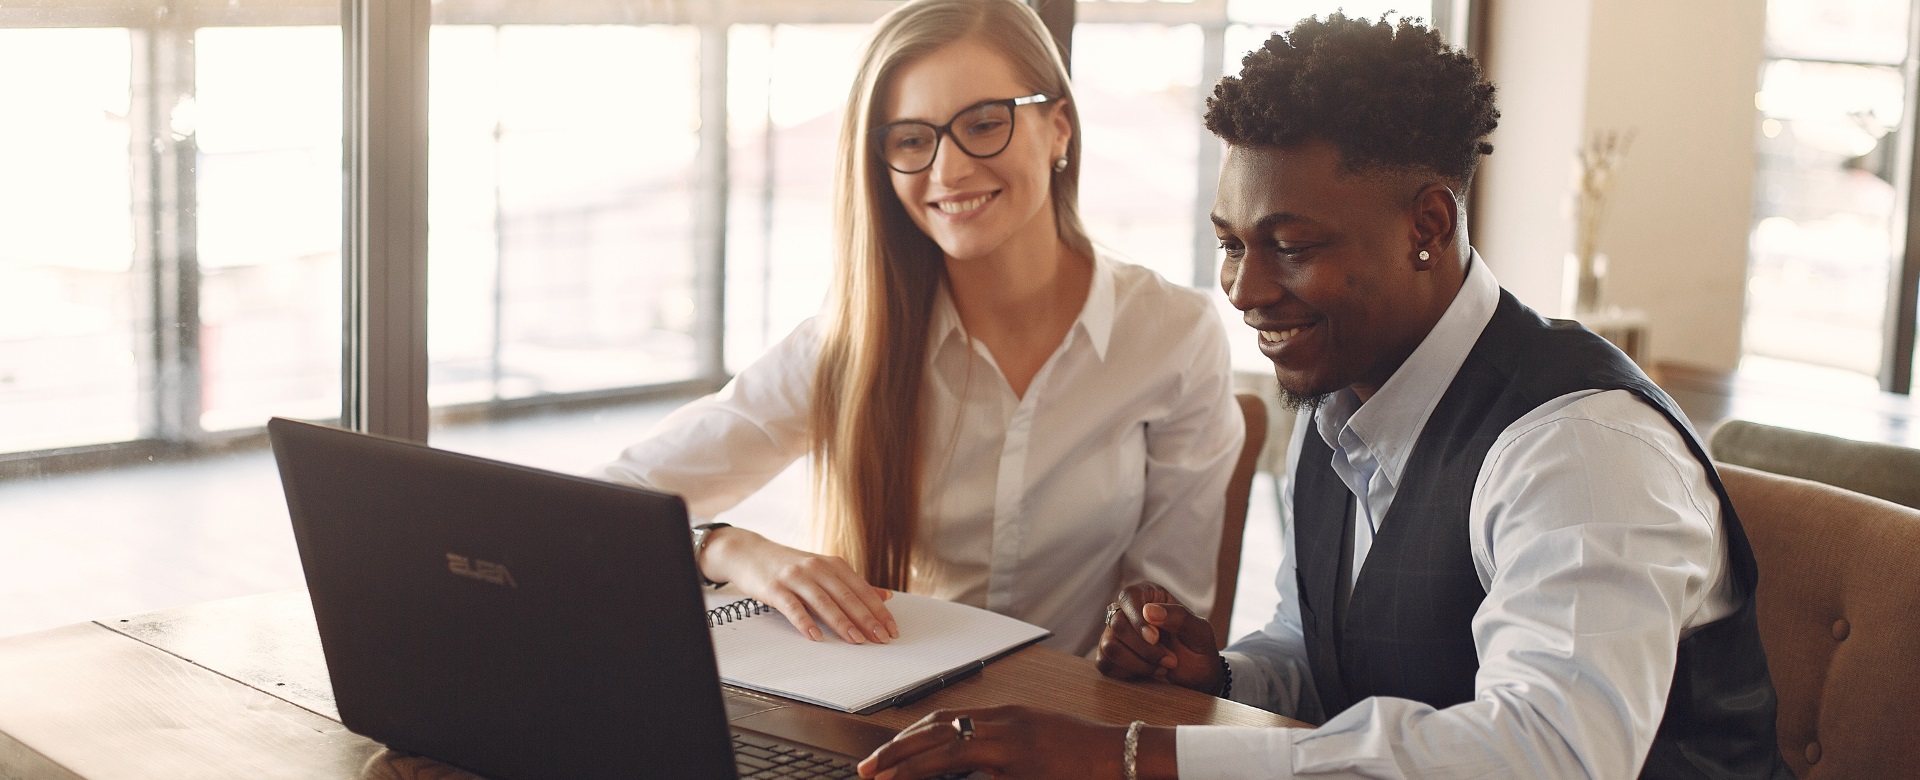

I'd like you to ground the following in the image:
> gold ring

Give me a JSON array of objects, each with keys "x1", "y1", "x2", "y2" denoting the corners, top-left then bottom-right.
[{"x1": 953, "y1": 715, "x2": 975, "y2": 741}]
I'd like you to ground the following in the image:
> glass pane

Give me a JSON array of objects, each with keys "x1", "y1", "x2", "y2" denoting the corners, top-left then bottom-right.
[
  {"x1": 1075, "y1": 23, "x2": 1204, "y2": 286},
  {"x1": 724, "y1": 23, "x2": 870, "y2": 371},
  {"x1": 1765, "y1": 0, "x2": 1908, "y2": 66},
  {"x1": 427, "y1": 24, "x2": 701, "y2": 407},
  {"x1": 195, "y1": 26, "x2": 344, "y2": 431},
  {"x1": 1, "y1": 6, "x2": 341, "y2": 639},
  {"x1": 1745, "y1": 59, "x2": 1902, "y2": 379},
  {"x1": 0, "y1": 28, "x2": 139, "y2": 453},
  {"x1": 1226, "y1": 0, "x2": 1438, "y2": 70},
  {"x1": 1230, "y1": 0, "x2": 1433, "y2": 27}
]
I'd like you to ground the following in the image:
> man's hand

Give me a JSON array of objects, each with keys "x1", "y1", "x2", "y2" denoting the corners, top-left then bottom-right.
[
  {"x1": 1095, "y1": 581, "x2": 1225, "y2": 694},
  {"x1": 856, "y1": 706, "x2": 1127, "y2": 780},
  {"x1": 701, "y1": 525, "x2": 897, "y2": 644}
]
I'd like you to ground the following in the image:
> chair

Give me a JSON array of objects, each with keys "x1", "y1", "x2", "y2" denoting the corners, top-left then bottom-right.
[
  {"x1": 1715, "y1": 463, "x2": 1920, "y2": 777},
  {"x1": 1709, "y1": 419, "x2": 1920, "y2": 509},
  {"x1": 1210, "y1": 392, "x2": 1268, "y2": 648}
]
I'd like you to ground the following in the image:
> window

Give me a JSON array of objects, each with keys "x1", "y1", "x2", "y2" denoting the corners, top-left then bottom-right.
[
  {"x1": 427, "y1": 24, "x2": 704, "y2": 406},
  {"x1": 723, "y1": 23, "x2": 872, "y2": 368},
  {"x1": 0, "y1": 1, "x2": 345, "y2": 634},
  {"x1": 0, "y1": 8, "x2": 346, "y2": 459},
  {"x1": 1746, "y1": 0, "x2": 1917, "y2": 393},
  {"x1": 1, "y1": 0, "x2": 1457, "y2": 639},
  {"x1": 0, "y1": 27, "x2": 141, "y2": 454},
  {"x1": 196, "y1": 26, "x2": 345, "y2": 431}
]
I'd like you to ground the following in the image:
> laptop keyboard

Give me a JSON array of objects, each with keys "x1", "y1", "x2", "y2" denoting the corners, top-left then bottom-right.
[
  {"x1": 731, "y1": 731, "x2": 972, "y2": 780},
  {"x1": 732, "y1": 730, "x2": 859, "y2": 778}
]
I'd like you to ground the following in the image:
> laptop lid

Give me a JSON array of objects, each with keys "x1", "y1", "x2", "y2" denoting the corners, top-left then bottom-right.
[{"x1": 268, "y1": 417, "x2": 741, "y2": 779}]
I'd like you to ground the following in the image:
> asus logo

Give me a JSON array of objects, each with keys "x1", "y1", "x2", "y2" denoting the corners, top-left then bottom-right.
[{"x1": 446, "y1": 553, "x2": 517, "y2": 588}]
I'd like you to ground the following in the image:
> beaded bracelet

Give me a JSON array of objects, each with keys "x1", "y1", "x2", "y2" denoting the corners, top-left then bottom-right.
[
  {"x1": 1123, "y1": 719, "x2": 1146, "y2": 780},
  {"x1": 1217, "y1": 654, "x2": 1234, "y2": 700}
]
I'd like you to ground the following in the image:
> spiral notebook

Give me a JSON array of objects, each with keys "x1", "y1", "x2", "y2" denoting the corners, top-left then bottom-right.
[{"x1": 703, "y1": 590, "x2": 1050, "y2": 715}]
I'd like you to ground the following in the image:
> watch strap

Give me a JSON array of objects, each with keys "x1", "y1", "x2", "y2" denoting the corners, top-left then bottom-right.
[{"x1": 690, "y1": 522, "x2": 731, "y2": 588}]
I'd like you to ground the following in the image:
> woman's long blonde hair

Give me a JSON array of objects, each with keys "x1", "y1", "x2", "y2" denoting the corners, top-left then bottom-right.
[{"x1": 811, "y1": 0, "x2": 1093, "y2": 590}]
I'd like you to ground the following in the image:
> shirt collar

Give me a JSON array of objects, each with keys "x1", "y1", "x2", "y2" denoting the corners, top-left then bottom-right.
[
  {"x1": 1314, "y1": 249, "x2": 1501, "y2": 484},
  {"x1": 1080, "y1": 251, "x2": 1116, "y2": 360},
  {"x1": 927, "y1": 249, "x2": 1116, "y2": 361},
  {"x1": 930, "y1": 279, "x2": 966, "y2": 351}
]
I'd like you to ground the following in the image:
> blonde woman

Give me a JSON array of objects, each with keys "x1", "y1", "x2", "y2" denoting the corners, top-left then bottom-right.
[{"x1": 597, "y1": 0, "x2": 1240, "y2": 656}]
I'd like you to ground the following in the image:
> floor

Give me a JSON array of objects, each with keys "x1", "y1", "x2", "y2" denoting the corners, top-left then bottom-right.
[
  {"x1": 1654, "y1": 361, "x2": 1919, "y2": 447},
  {"x1": 0, "y1": 393, "x2": 1291, "y2": 642},
  {"x1": 3, "y1": 359, "x2": 1914, "y2": 642},
  {"x1": 0, "y1": 401, "x2": 686, "y2": 638}
]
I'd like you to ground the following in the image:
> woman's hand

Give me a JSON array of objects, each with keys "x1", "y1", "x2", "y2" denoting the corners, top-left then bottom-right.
[
  {"x1": 857, "y1": 706, "x2": 1136, "y2": 780},
  {"x1": 699, "y1": 525, "x2": 898, "y2": 644},
  {"x1": 1095, "y1": 581, "x2": 1225, "y2": 694}
]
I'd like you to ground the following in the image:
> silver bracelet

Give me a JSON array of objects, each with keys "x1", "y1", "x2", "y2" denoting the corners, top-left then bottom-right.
[{"x1": 1123, "y1": 719, "x2": 1146, "y2": 780}]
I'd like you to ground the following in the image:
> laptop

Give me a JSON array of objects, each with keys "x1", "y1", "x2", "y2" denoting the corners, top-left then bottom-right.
[{"x1": 267, "y1": 417, "x2": 928, "y2": 779}]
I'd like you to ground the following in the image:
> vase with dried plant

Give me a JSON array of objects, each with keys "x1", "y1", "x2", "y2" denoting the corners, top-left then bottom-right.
[{"x1": 1567, "y1": 129, "x2": 1634, "y2": 315}]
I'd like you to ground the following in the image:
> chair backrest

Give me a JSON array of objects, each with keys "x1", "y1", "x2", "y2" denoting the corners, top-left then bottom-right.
[
  {"x1": 1715, "y1": 462, "x2": 1920, "y2": 777},
  {"x1": 1709, "y1": 419, "x2": 1920, "y2": 509},
  {"x1": 1211, "y1": 392, "x2": 1268, "y2": 648}
]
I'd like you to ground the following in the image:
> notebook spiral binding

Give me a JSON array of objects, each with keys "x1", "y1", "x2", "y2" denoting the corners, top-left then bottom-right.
[{"x1": 706, "y1": 598, "x2": 774, "y2": 627}]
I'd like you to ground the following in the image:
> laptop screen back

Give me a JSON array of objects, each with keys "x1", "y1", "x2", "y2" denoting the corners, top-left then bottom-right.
[{"x1": 268, "y1": 417, "x2": 738, "y2": 779}]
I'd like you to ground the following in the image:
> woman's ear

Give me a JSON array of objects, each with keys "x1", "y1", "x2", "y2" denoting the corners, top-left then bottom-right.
[{"x1": 1047, "y1": 99, "x2": 1073, "y2": 161}]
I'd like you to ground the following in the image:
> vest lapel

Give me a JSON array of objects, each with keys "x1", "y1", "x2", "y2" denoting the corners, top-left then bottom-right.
[{"x1": 1294, "y1": 428, "x2": 1357, "y2": 717}]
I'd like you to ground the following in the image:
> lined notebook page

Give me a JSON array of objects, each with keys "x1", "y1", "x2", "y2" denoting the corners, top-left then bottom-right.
[{"x1": 704, "y1": 591, "x2": 1050, "y2": 713}]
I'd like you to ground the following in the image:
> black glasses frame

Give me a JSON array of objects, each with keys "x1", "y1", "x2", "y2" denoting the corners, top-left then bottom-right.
[{"x1": 870, "y1": 93, "x2": 1052, "y2": 174}]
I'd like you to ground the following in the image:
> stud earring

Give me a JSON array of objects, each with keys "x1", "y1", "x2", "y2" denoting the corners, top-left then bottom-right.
[
  {"x1": 1418, "y1": 250, "x2": 1431, "y2": 261},
  {"x1": 1053, "y1": 156, "x2": 1069, "y2": 172}
]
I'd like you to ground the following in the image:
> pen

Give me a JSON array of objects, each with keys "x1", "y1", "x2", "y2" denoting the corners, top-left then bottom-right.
[{"x1": 889, "y1": 660, "x2": 987, "y2": 709}]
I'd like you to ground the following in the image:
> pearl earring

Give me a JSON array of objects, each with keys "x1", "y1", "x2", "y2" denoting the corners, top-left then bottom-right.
[
  {"x1": 1053, "y1": 156, "x2": 1069, "y2": 172},
  {"x1": 1418, "y1": 250, "x2": 1431, "y2": 261}
]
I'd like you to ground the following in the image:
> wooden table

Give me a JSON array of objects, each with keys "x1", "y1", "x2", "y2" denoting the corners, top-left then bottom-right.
[{"x1": 0, "y1": 589, "x2": 1300, "y2": 779}]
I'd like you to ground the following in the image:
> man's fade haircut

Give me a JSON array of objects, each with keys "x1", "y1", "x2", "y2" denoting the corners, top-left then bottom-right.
[{"x1": 1204, "y1": 12, "x2": 1498, "y2": 192}]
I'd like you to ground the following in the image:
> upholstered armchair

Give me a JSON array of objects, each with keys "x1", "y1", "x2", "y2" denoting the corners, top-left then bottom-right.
[{"x1": 1713, "y1": 460, "x2": 1920, "y2": 777}]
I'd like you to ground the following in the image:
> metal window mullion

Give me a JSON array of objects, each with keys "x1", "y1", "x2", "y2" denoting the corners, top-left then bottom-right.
[
  {"x1": 1192, "y1": 20, "x2": 1226, "y2": 290},
  {"x1": 1884, "y1": 0, "x2": 1920, "y2": 394},
  {"x1": 1431, "y1": 0, "x2": 1474, "y2": 51},
  {"x1": 693, "y1": 22, "x2": 729, "y2": 382},
  {"x1": 141, "y1": 10, "x2": 202, "y2": 444},
  {"x1": 344, "y1": 0, "x2": 431, "y2": 440},
  {"x1": 128, "y1": 23, "x2": 163, "y2": 441}
]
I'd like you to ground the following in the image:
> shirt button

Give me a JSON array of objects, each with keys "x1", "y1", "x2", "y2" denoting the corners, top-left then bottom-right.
[
  {"x1": 1804, "y1": 741, "x2": 1821, "y2": 765},
  {"x1": 1832, "y1": 619, "x2": 1850, "y2": 641}
]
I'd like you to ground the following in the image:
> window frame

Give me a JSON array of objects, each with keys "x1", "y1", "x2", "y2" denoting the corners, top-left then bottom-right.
[
  {"x1": 1889, "y1": 0, "x2": 1920, "y2": 393},
  {"x1": 1751, "y1": 1, "x2": 1920, "y2": 394},
  {"x1": 0, "y1": 0, "x2": 1483, "y2": 479}
]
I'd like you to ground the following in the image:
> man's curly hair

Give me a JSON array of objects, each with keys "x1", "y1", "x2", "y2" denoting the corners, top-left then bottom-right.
[{"x1": 1205, "y1": 12, "x2": 1498, "y2": 189}]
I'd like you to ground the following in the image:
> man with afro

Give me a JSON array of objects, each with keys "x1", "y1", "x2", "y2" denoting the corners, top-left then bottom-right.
[{"x1": 859, "y1": 12, "x2": 1792, "y2": 780}]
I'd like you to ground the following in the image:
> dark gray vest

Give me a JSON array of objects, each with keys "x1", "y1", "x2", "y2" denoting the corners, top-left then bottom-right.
[{"x1": 1292, "y1": 290, "x2": 1791, "y2": 778}]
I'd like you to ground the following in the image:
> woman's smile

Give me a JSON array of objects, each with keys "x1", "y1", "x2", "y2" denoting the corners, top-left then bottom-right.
[{"x1": 931, "y1": 190, "x2": 999, "y2": 219}]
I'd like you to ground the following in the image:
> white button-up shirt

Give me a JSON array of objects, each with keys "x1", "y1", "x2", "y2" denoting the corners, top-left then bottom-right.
[
  {"x1": 1178, "y1": 253, "x2": 1739, "y2": 778},
  {"x1": 597, "y1": 253, "x2": 1243, "y2": 655}
]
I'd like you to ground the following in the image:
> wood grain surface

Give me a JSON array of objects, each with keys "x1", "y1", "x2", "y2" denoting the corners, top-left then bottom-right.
[
  {"x1": 0, "y1": 622, "x2": 382, "y2": 779},
  {"x1": 0, "y1": 590, "x2": 1301, "y2": 778},
  {"x1": 862, "y1": 644, "x2": 1297, "y2": 731}
]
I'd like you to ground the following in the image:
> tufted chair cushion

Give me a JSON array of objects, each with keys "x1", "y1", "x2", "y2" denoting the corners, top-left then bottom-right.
[
  {"x1": 1715, "y1": 463, "x2": 1920, "y2": 778},
  {"x1": 1710, "y1": 420, "x2": 1920, "y2": 510}
]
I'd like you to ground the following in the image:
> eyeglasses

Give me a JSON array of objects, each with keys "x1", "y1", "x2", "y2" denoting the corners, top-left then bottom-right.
[{"x1": 871, "y1": 93, "x2": 1052, "y2": 174}]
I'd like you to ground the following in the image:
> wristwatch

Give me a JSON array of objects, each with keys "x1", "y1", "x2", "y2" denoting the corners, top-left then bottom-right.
[{"x1": 690, "y1": 522, "x2": 731, "y2": 588}]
